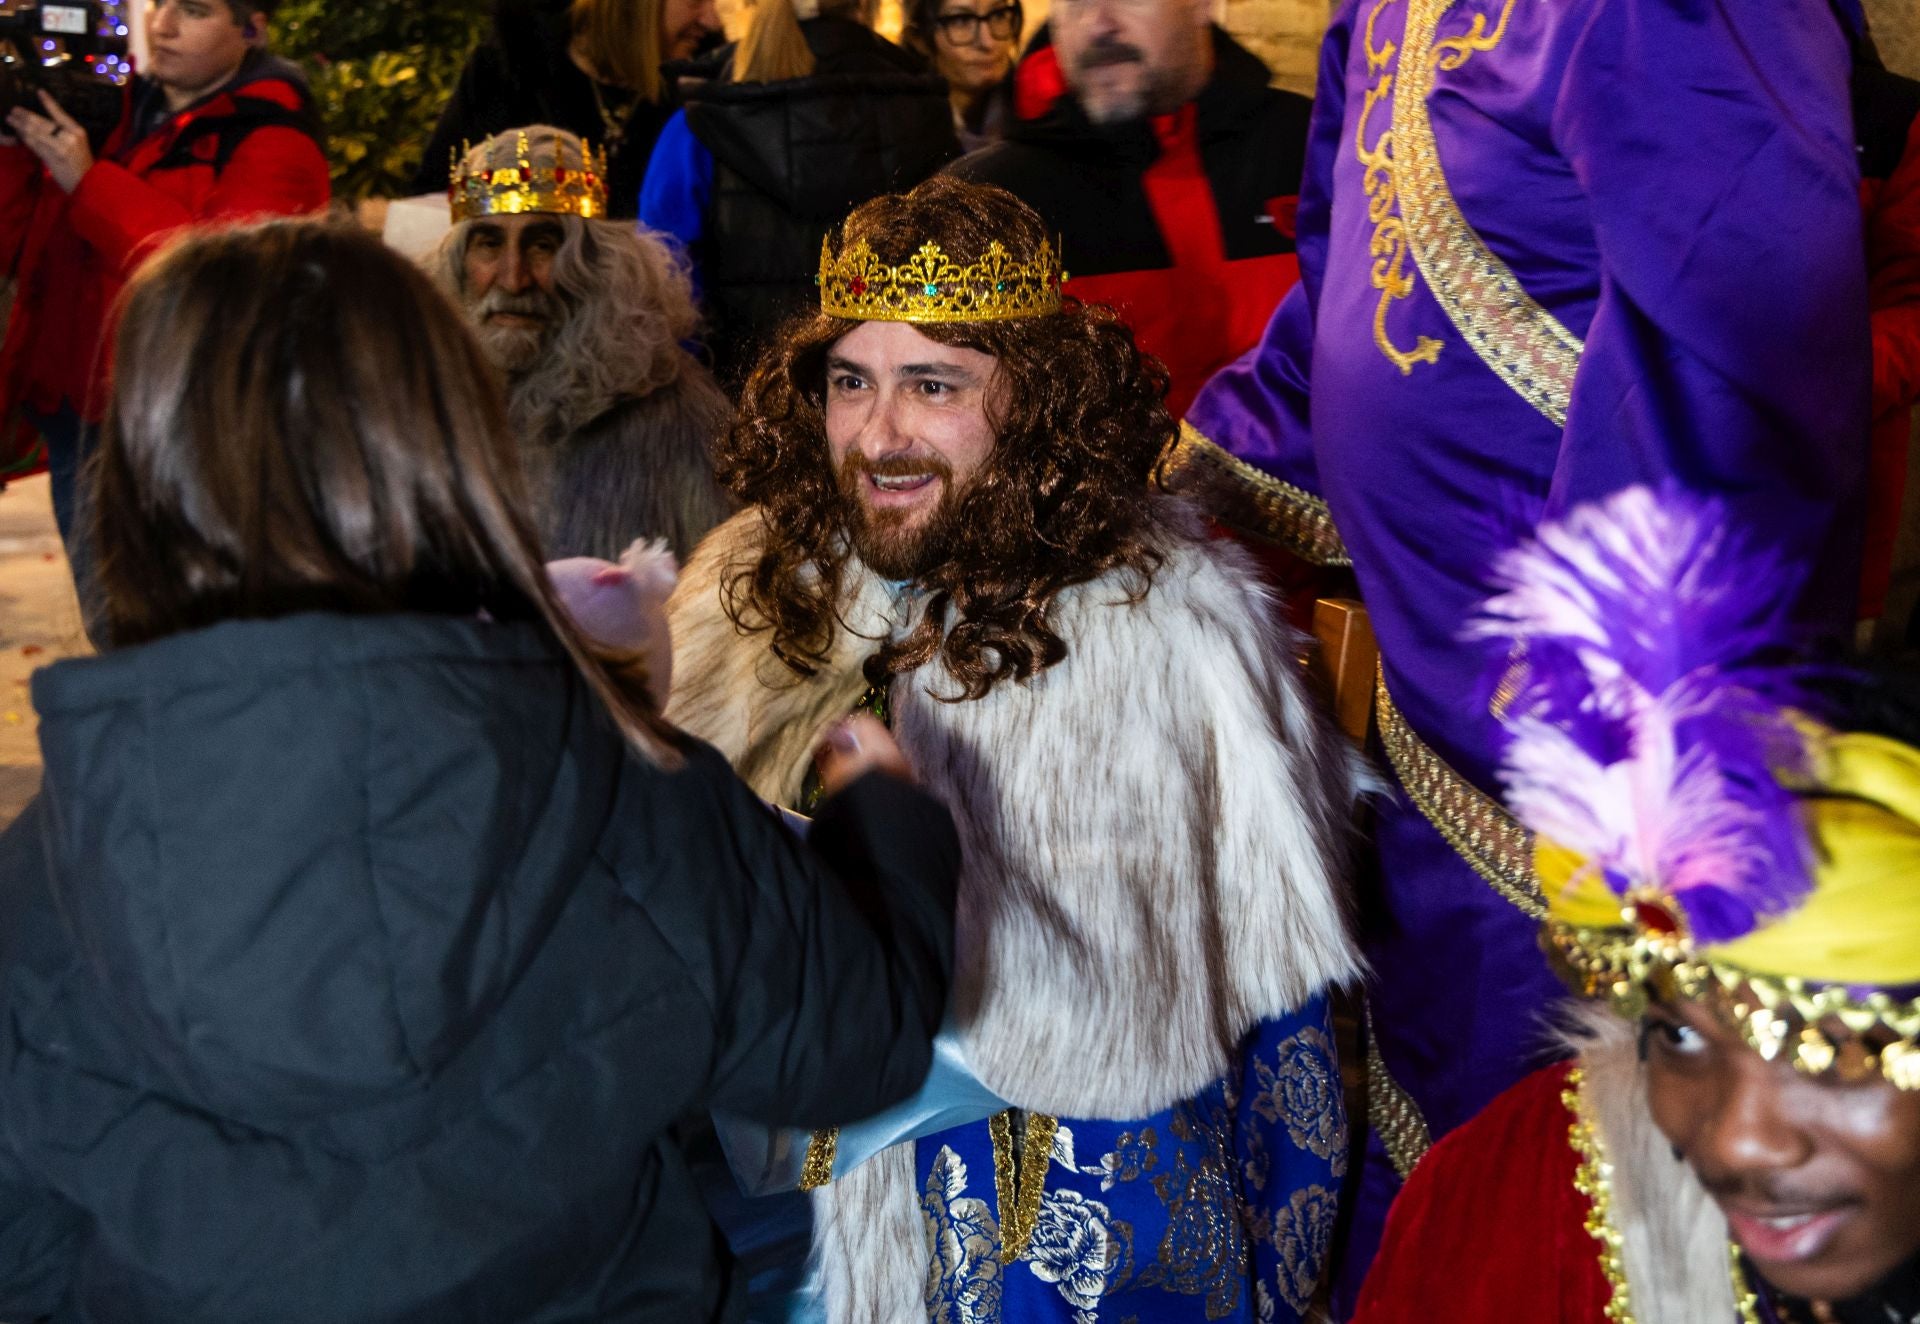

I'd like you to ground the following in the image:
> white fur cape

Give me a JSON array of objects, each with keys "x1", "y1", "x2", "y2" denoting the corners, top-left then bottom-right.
[
  {"x1": 1563, "y1": 1005, "x2": 1736, "y2": 1323},
  {"x1": 666, "y1": 499, "x2": 1366, "y2": 1321}
]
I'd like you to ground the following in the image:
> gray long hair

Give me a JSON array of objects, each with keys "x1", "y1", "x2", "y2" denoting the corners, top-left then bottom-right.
[{"x1": 433, "y1": 210, "x2": 701, "y2": 448}]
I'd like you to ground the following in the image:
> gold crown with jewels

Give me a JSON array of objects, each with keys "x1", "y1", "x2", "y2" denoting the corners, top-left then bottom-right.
[
  {"x1": 817, "y1": 235, "x2": 1066, "y2": 323},
  {"x1": 449, "y1": 131, "x2": 608, "y2": 222}
]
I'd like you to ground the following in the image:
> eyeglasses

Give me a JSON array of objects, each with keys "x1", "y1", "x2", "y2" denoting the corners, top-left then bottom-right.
[{"x1": 933, "y1": 4, "x2": 1019, "y2": 44}]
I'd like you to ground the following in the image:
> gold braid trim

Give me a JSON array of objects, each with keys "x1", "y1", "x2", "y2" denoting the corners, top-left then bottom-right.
[
  {"x1": 1394, "y1": 0, "x2": 1585, "y2": 427},
  {"x1": 990, "y1": 1109, "x2": 1059, "y2": 1263},
  {"x1": 1364, "y1": 1003, "x2": 1434, "y2": 1178},
  {"x1": 1729, "y1": 1247, "x2": 1766, "y2": 1324},
  {"x1": 1375, "y1": 664, "x2": 1547, "y2": 918},
  {"x1": 1154, "y1": 423, "x2": 1353, "y2": 567},
  {"x1": 798, "y1": 1128, "x2": 838, "y2": 1192},
  {"x1": 1564, "y1": 1066, "x2": 1637, "y2": 1324}
]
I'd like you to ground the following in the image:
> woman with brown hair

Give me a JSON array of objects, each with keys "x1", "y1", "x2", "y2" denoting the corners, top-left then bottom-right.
[
  {"x1": 0, "y1": 217, "x2": 959, "y2": 1321},
  {"x1": 900, "y1": 0, "x2": 1021, "y2": 151},
  {"x1": 411, "y1": 0, "x2": 722, "y2": 216}
]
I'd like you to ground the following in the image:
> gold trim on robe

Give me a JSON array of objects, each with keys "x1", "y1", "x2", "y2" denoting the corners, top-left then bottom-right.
[
  {"x1": 1155, "y1": 423, "x2": 1353, "y2": 567},
  {"x1": 1375, "y1": 663, "x2": 1548, "y2": 918},
  {"x1": 1362, "y1": 0, "x2": 1587, "y2": 426}
]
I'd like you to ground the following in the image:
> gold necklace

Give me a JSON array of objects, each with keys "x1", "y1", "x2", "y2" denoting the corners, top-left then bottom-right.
[
  {"x1": 588, "y1": 77, "x2": 636, "y2": 141},
  {"x1": 1731, "y1": 1245, "x2": 1767, "y2": 1324},
  {"x1": 1730, "y1": 1240, "x2": 1864, "y2": 1324},
  {"x1": 990, "y1": 1109, "x2": 1059, "y2": 1263}
]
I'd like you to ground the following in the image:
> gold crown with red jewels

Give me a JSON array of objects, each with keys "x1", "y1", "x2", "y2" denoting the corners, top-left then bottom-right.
[
  {"x1": 817, "y1": 235, "x2": 1066, "y2": 323},
  {"x1": 449, "y1": 131, "x2": 608, "y2": 222}
]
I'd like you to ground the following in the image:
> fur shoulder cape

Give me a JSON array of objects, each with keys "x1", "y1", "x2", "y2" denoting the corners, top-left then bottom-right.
[
  {"x1": 668, "y1": 499, "x2": 1364, "y2": 1116},
  {"x1": 668, "y1": 501, "x2": 1365, "y2": 1322}
]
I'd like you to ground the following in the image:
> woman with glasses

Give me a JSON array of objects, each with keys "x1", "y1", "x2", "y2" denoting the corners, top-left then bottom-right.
[{"x1": 903, "y1": 0, "x2": 1023, "y2": 151}]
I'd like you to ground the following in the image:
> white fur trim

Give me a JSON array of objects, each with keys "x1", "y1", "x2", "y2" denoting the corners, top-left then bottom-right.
[
  {"x1": 668, "y1": 500, "x2": 1365, "y2": 1320},
  {"x1": 1563, "y1": 1006, "x2": 1736, "y2": 1324},
  {"x1": 809, "y1": 1146, "x2": 924, "y2": 1322}
]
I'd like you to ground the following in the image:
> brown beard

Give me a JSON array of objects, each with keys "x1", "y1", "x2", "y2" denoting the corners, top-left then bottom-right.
[{"x1": 836, "y1": 450, "x2": 964, "y2": 581}]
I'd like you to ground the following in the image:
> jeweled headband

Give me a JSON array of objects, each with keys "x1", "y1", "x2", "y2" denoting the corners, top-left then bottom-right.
[
  {"x1": 817, "y1": 236, "x2": 1066, "y2": 323},
  {"x1": 1468, "y1": 484, "x2": 1920, "y2": 1089},
  {"x1": 449, "y1": 131, "x2": 608, "y2": 223}
]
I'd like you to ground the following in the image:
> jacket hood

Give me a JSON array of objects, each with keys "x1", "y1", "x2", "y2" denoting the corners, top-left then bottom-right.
[
  {"x1": 128, "y1": 50, "x2": 317, "y2": 143},
  {"x1": 228, "y1": 51, "x2": 317, "y2": 105},
  {"x1": 28, "y1": 613, "x2": 626, "y2": 1126},
  {"x1": 680, "y1": 18, "x2": 954, "y2": 215}
]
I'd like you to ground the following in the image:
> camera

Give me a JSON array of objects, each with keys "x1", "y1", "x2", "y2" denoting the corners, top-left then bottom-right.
[{"x1": 0, "y1": 0, "x2": 131, "y2": 148}]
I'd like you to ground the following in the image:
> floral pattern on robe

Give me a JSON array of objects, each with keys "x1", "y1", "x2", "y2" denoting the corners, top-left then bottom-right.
[{"x1": 919, "y1": 998, "x2": 1343, "y2": 1322}]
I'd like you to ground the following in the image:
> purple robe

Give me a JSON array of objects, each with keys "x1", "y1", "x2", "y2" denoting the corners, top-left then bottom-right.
[{"x1": 1185, "y1": 0, "x2": 1869, "y2": 1310}]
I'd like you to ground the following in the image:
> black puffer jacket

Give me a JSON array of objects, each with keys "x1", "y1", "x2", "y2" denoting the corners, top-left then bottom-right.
[
  {"x1": 0, "y1": 612, "x2": 958, "y2": 1321},
  {"x1": 679, "y1": 18, "x2": 959, "y2": 383}
]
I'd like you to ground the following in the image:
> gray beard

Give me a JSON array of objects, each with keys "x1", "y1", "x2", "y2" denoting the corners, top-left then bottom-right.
[{"x1": 474, "y1": 320, "x2": 548, "y2": 374}]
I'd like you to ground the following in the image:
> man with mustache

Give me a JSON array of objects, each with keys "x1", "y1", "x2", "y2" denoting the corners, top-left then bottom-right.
[
  {"x1": 945, "y1": 0, "x2": 1310, "y2": 415},
  {"x1": 666, "y1": 174, "x2": 1365, "y2": 1322},
  {"x1": 432, "y1": 126, "x2": 731, "y2": 560},
  {"x1": 1348, "y1": 485, "x2": 1920, "y2": 1324}
]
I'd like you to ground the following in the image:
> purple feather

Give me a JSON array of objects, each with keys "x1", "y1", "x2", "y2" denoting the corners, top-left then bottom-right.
[{"x1": 1465, "y1": 485, "x2": 1814, "y2": 944}]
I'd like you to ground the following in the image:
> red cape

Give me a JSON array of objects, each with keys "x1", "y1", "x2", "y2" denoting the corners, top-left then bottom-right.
[{"x1": 1351, "y1": 1061, "x2": 1612, "y2": 1323}]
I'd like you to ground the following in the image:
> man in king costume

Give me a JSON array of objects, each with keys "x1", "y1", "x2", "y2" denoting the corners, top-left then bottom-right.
[
  {"x1": 1351, "y1": 484, "x2": 1920, "y2": 1324},
  {"x1": 666, "y1": 175, "x2": 1364, "y2": 1321},
  {"x1": 1159, "y1": 0, "x2": 1875, "y2": 1301},
  {"x1": 431, "y1": 126, "x2": 733, "y2": 562}
]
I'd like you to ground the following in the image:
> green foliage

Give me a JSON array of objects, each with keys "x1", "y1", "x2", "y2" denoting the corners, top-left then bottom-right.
[{"x1": 274, "y1": 0, "x2": 493, "y2": 202}]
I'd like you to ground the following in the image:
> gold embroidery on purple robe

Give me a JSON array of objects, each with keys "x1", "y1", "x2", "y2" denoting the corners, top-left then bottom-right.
[
  {"x1": 1360, "y1": 0, "x2": 1586, "y2": 426},
  {"x1": 1397, "y1": 0, "x2": 1584, "y2": 422},
  {"x1": 1357, "y1": 0, "x2": 1445, "y2": 376},
  {"x1": 1154, "y1": 424, "x2": 1352, "y2": 567}
]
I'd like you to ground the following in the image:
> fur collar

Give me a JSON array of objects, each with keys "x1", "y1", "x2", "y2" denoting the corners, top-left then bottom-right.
[
  {"x1": 668, "y1": 501, "x2": 1365, "y2": 1323},
  {"x1": 666, "y1": 507, "x2": 906, "y2": 809},
  {"x1": 668, "y1": 500, "x2": 1364, "y2": 1112},
  {"x1": 1564, "y1": 1005, "x2": 1737, "y2": 1323}
]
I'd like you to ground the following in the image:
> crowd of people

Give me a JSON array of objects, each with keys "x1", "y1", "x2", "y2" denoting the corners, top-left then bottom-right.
[{"x1": 0, "y1": 0, "x2": 1917, "y2": 1321}]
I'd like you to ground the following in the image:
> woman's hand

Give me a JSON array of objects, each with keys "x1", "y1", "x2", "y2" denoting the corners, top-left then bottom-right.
[
  {"x1": 7, "y1": 91, "x2": 94, "y2": 194},
  {"x1": 813, "y1": 715, "x2": 912, "y2": 796}
]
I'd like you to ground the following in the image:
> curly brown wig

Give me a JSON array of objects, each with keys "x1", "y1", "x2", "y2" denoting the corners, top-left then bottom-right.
[{"x1": 717, "y1": 174, "x2": 1175, "y2": 700}]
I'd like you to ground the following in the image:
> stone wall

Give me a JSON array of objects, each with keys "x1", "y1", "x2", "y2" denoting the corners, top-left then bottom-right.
[
  {"x1": 1867, "y1": 0, "x2": 1919, "y2": 81},
  {"x1": 1218, "y1": 0, "x2": 1330, "y2": 94}
]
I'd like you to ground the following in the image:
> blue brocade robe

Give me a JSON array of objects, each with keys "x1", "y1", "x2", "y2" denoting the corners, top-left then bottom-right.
[{"x1": 916, "y1": 1001, "x2": 1343, "y2": 1324}]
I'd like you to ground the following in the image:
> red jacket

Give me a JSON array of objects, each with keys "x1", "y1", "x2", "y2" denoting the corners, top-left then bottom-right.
[
  {"x1": 0, "y1": 54, "x2": 330, "y2": 476},
  {"x1": 1858, "y1": 71, "x2": 1920, "y2": 620}
]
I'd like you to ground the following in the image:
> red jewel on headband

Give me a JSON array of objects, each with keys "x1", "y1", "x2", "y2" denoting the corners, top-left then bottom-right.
[
  {"x1": 553, "y1": 167, "x2": 569, "y2": 183},
  {"x1": 1634, "y1": 900, "x2": 1682, "y2": 936},
  {"x1": 850, "y1": 278, "x2": 868, "y2": 296}
]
